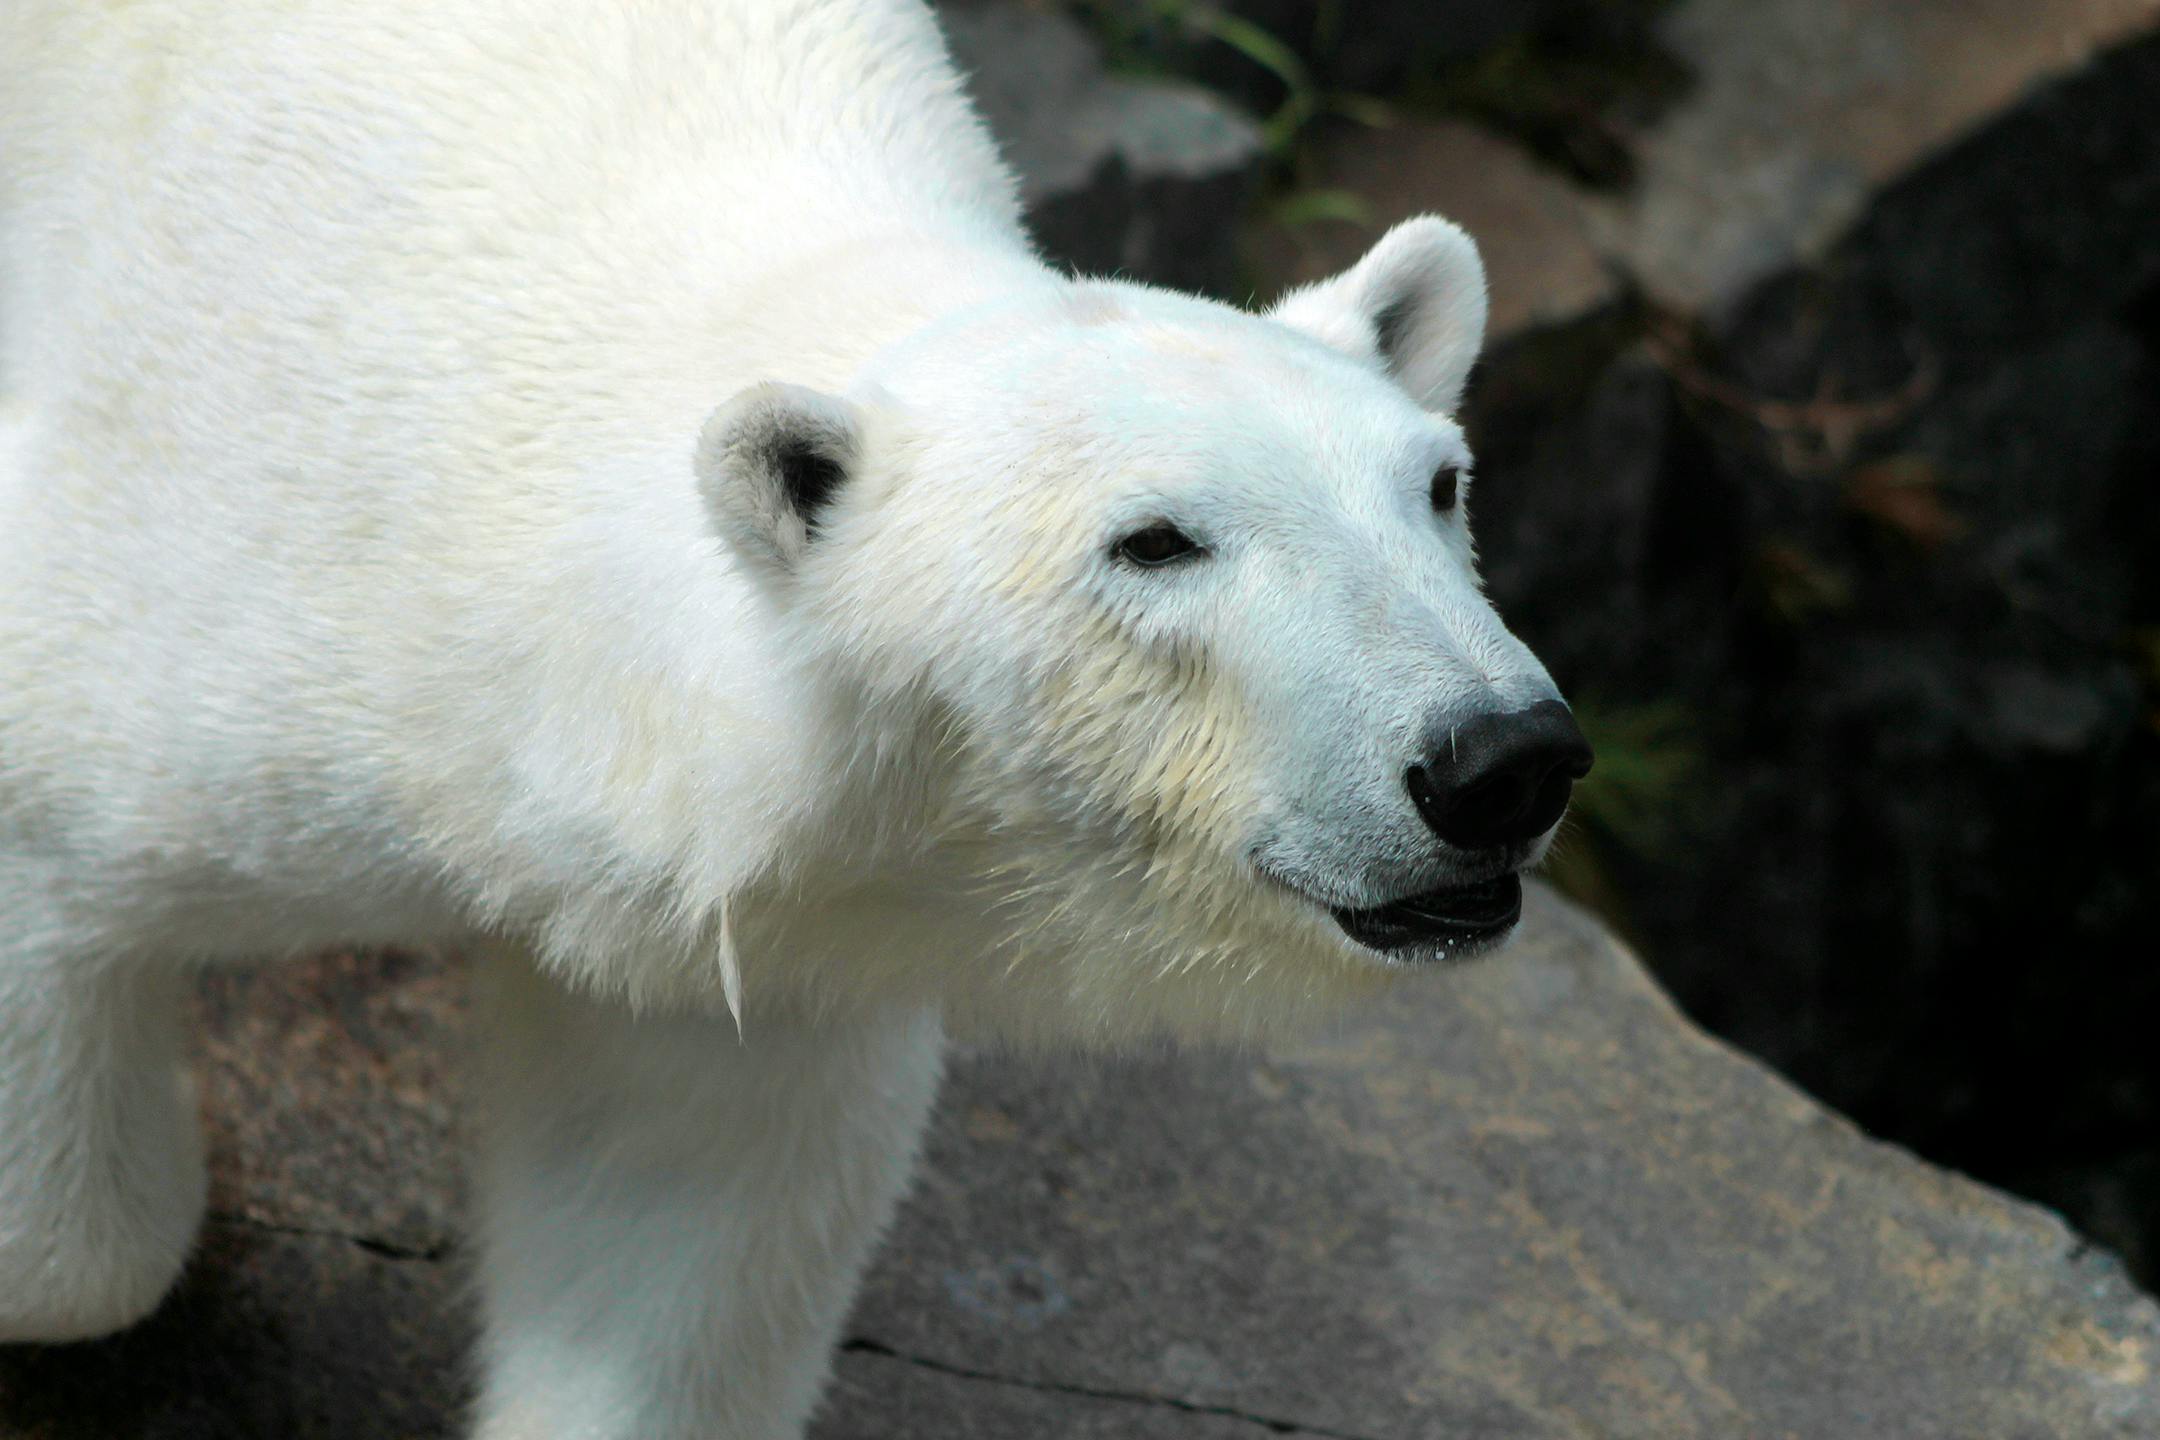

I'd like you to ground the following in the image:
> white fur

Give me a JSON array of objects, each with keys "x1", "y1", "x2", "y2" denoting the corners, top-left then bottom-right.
[
  {"x1": 1269, "y1": 215, "x2": 1490, "y2": 414},
  {"x1": 470, "y1": 942, "x2": 943, "y2": 1440},
  {"x1": 0, "y1": 2, "x2": 1563, "y2": 1434}
]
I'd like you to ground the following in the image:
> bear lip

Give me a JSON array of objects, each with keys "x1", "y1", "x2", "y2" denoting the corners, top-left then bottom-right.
[{"x1": 1329, "y1": 873, "x2": 1523, "y2": 958}]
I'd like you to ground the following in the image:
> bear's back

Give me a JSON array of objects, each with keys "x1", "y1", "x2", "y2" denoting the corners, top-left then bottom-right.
[
  {"x1": 0, "y1": 1, "x2": 1025, "y2": 929},
  {"x1": 1, "y1": 0, "x2": 1018, "y2": 452}
]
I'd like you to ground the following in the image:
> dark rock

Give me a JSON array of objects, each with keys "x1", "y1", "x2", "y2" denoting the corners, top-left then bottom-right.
[
  {"x1": 942, "y1": 4, "x2": 1264, "y2": 294},
  {"x1": 1076, "y1": 0, "x2": 1682, "y2": 187},
  {"x1": 1588, "y1": 0, "x2": 2158, "y2": 313},
  {"x1": 2019, "y1": 1154, "x2": 2160, "y2": 1286},
  {"x1": 1463, "y1": 25, "x2": 2160, "y2": 1286},
  {"x1": 1242, "y1": 0, "x2": 2157, "y2": 344},
  {"x1": 0, "y1": 1224, "x2": 468, "y2": 1440},
  {"x1": 11, "y1": 906, "x2": 2159, "y2": 1438},
  {"x1": 1090, "y1": 0, "x2": 1554, "y2": 104}
]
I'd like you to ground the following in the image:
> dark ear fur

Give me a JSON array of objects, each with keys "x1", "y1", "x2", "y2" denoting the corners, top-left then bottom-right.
[
  {"x1": 1268, "y1": 216, "x2": 1489, "y2": 414},
  {"x1": 697, "y1": 382, "x2": 865, "y2": 572}
]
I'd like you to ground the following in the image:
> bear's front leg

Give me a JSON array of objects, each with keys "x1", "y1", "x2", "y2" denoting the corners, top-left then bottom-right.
[
  {"x1": 470, "y1": 942, "x2": 944, "y2": 1440},
  {"x1": 0, "y1": 891, "x2": 207, "y2": 1344}
]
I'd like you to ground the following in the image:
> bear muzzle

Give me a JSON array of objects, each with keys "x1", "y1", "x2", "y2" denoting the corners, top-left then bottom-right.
[{"x1": 1406, "y1": 699, "x2": 1593, "y2": 851}]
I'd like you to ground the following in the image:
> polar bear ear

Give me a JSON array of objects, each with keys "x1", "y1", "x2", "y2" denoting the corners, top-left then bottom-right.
[
  {"x1": 1267, "y1": 216, "x2": 1489, "y2": 415},
  {"x1": 697, "y1": 382, "x2": 866, "y2": 573}
]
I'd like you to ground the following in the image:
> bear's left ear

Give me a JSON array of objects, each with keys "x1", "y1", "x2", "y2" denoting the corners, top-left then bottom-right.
[
  {"x1": 1268, "y1": 216, "x2": 1489, "y2": 415},
  {"x1": 696, "y1": 382, "x2": 866, "y2": 574}
]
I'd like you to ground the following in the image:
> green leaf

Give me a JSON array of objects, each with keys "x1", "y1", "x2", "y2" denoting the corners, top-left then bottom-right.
[{"x1": 1267, "y1": 187, "x2": 1374, "y2": 228}]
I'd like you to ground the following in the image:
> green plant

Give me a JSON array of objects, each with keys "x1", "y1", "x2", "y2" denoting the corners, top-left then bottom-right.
[
  {"x1": 1539, "y1": 695, "x2": 1703, "y2": 928},
  {"x1": 1070, "y1": 0, "x2": 1391, "y2": 160}
]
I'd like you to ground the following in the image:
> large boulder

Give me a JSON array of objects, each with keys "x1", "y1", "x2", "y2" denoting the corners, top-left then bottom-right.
[
  {"x1": 1584, "y1": 0, "x2": 2160, "y2": 312},
  {"x1": 1239, "y1": 0, "x2": 2160, "y2": 1282},
  {"x1": 1464, "y1": 21, "x2": 2160, "y2": 1282},
  {"x1": 1249, "y1": 0, "x2": 2159, "y2": 343},
  {"x1": 4, "y1": 894, "x2": 2155, "y2": 1437},
  {"x1": 942, "y1": 3, "x2": 1265, "y2": 296}
]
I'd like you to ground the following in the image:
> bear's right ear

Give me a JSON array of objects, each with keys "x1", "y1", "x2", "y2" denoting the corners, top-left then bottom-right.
[
  {"x1": 696, "y1": 382, "x2": 866, "y2": 573},
  {"x1": 1267, "y1": 216, "x2": 1488, "y2": 415}
]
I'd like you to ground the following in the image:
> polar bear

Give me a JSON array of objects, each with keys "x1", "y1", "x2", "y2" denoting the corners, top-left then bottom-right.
[{"x1": 0, "y1": 1, "x2": 1590, "y2": 1435}]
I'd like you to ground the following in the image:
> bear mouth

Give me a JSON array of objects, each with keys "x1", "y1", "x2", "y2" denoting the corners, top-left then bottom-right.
[{"x1": 1329, "y1": 873, "x2": 1523, "y2": 958}]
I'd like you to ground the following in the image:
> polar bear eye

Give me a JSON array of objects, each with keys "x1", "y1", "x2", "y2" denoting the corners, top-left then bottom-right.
[
  {"x1": 1114, "y1": 523, "x2": 1204, "y2": 568},
  {"x1": 1430, "y1": 463, "x2": 1464, "y2": 513}
]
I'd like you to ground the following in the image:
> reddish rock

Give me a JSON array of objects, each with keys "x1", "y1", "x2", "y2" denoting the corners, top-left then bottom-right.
[{"x1": 194, "y1": 949, "x2": 466, "y2": 1260}]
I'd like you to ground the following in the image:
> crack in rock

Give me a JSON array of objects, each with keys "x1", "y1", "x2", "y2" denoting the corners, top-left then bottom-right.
[
  {"x1": 208, "y1": 1211, "x2": 455, "y2": 1264},
  {"x1": 840, "y1": 1336, "x2": 1389, "y2": 1439}
]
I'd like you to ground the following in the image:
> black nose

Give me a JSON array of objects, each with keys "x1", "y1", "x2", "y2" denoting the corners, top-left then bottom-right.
[{"x1": 1407, "y1": 699, "x2": 1594, "y2": 850}]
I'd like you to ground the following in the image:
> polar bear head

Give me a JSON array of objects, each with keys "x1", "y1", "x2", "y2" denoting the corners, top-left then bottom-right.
[{"x1": 698, "y1": 218, "x2": 1590, "y2": 1040}]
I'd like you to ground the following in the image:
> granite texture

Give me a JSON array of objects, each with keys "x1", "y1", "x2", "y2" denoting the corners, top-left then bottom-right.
[{"x1": 4, "y1": 889, "x2": 2153, "y2": 1438}]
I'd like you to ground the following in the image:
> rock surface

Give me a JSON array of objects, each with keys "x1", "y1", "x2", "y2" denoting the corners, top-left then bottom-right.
[
  {"x1": 1246, "y1": 0, "x2": 2160, "y2": 338},
  {"x1": 1461, "y1": 21, "x2": 2160, "y2": 1281},
  {"x1": 1244, "y1": 117, "x2": 1620, "y2": 339},
  {"x1": 1588, "y1": 0, "x2": 2160, "y2": 312},
  {"x1": 943, "y1": 3, "x2": 1265, "y2": 296},
  {"x1": 4, "y1": 889, "x2": 2155, "y2": 1438},
  {"x1": 1234, "y1": 0, "x2": 2160, "y2": 1283}
]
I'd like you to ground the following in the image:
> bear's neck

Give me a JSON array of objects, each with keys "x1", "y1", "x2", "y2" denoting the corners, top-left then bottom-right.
[
  {"x1": 707, "y1": 224, "x2": 1058, "y2": 394},
  {"x1": 445, "y1": 231, "x2": 1062, "y2": 1005}
]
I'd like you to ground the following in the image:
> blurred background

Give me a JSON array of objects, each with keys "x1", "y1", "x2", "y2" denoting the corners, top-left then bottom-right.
[{"x1": 939, "y1": 0, "x2": 2160, "y2": 1286}]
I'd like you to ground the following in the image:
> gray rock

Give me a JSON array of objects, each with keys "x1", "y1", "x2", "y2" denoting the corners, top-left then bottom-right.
[
  {"x1": 1585, "y1": 0, "x2": 2160, "y2": 315},
  {"x1": 837, "y1": 887, "x2": 2160, "y2": 1439},
  {"x1": 1245, "y1": 0, "x2": 2159, "y2": 340},
  {"x1": 1456, "y1": 23, "x2": 2160, "y2": 1286},
  {"x1": 940, "y1": 4, "x2": 1265, "y2": 295},
  {"x1": 6, "y1": 890, "x2": 2155, "y2": 1438}
]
